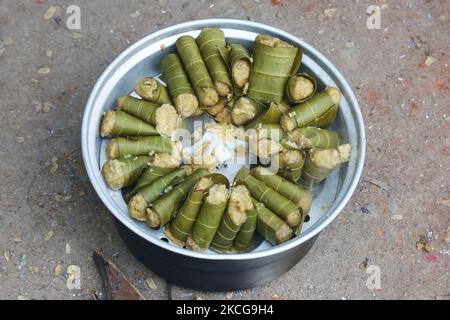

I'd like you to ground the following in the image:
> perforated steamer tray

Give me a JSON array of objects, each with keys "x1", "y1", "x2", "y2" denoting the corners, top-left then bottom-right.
[{"x1": 82, "y1": 19, "x2": 365, "y2": 290}]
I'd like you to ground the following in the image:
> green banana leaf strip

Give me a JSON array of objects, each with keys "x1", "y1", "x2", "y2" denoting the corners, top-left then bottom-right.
[
  {"x1": 176, "y1": 36, "x2": 217, "y2": 107},
  {"x1": 150, "y1": 168, "x2": 209, "y2": 228},
  {"x1": 166, "y1": 173, "x2": 228, "y2": 245},
  {"x1": 125, "y1": 167, "x2": 175, "y2": 201},
  {"x1": 235, "y1": 166, "x2": 301, "y2": 228},
  {"x1": 245, "y1": 102, "x2": 286, "y2": 130},
  {"x1": 101, "y1": 156, "x2": 152, "y2": 190},
  {"x1": 211, "y1": 206, "x2": 246, "y2": 252},
  {"x1": 233, "y1": 207, "x2": 257, "y2": 252},
  {"x1": 166, "y1": 183, "x2": 207, "y2": 245},
  {"x1": 107, "y1": 110, "x2": 158, "y2": 137},
  {"x1": 255, "y1": 201, "x2": 293, "y2": 245},
  {"x1": 190, "y1": 195, "x2": 229, "y2": 250},
  {"x1": 135, "y1": 78, "x2": 172, "y2": 105},
  {"x1": 136, "y1": 168, "x2": 188, "y2": 204},
  {"x1": 299, "y1": 151, "x2": 335, "y2": 189},
  {"x1": 160, "y1": 54, "x2": 196, "y2": 100},
  {"x1": 247, "y1": 40, "x2": 302, "y2": 104},
  {"x1": 276, "y1": 151, "x2": 305, "y2": 183},
  {"x1": 251, "y1": 166, "x2": 312, "y2": 215},
  {"x1": 226, "y1": 43, "x2": 252, "y2": 96},
  {"x1": 113, "y1": 136, "x2": 172, "y2": 158},
  {"x1": 284, "y1": 127, "x2": 340, "y2": 150},
  {"x1": 197, "y1": 28, "x2": 232, "y2": 96},
  {"x1": 286, "y1": 90, "x2": 338, "y2": 129},
  {"x1": 117, "y1": 96, "x2": 159, "y2": 125}
]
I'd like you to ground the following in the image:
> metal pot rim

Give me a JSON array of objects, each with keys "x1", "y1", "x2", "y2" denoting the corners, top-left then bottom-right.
[{"x1": 81, "y1": 18, "x2": 366, "y2": 261}]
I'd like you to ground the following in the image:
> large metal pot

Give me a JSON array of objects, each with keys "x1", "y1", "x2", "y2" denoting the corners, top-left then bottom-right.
[{"x1": 81, "y1": 19, "x2": 366, "y2": 291}]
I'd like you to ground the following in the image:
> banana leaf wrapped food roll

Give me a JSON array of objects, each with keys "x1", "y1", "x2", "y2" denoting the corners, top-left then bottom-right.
[
  {"x1": 214, "y1": 105, "x2": 232, "y2": 125},
  {"x1": 135, "y1": 77, "x2": 171, "y2": 105},
  {"x1": 176, "y1": 36, "x2": 219, "y2": 108},
  {"x1": 255, "y1": 201, "x2": 293, "y2": 245},
  {"x1": 247, "y1": 34, "x2": 302, "y2": 104},
  {"x1": 100, "y1": 110, "x2": 158, "y2": 137},
  {"x1": 197, "y1": 28, "x2": 232, "y2": 97},
  {"x1": 205, "y1": 97, "x2": 227, "y2": 116},
  {"x1": 256, "y1": 136, "x2": 283, "y2": 159},
  {"x1": 283, "y1": 127, "x2": 340, "y2": 150},
  {"x1": 165, "y1": 173, "x2": 228, "y2": 246},
  {"x1": 150, "y1": 151, "x2": 182, "y2": 169},
  {"x1": 125, "y1": 166, "x2": 175, "y2": 201},
  {"x1": 231, "y1": 96, "x2": 265, "y2": 126},
  {"x1": 211, "y1": 185, "x2": 254, "y2": 252},
  {"x1": 146, "y1": 168, "x2": 209, "y2": 229},
  {"x1": 252, "y1": 166, "x2": 312, "y2": 216},
  {"x1": 227, "y1": 43, "x2": 252, "y2": 95},
  {"x1": 186, "y1": 184, "x2": 230, "y2": 252},
  {"x1": 101, "y1": 156, "x2": 152, "y2": 190},
  {"x1": 106, "y1": 136, "x2": 173, "y2": 159},
  {"x1": 300, "y1": 144, "x2": 352, "y2": 189},
  {"x1": 280, "y1": 86, "x2": 341, "y2": 132},
  {"x1": 117, "y1": 96, "x2": 182, "y2": 136},
  {"x1": 250, "y1": 123, "x2": 285, "y2": 159},
  {"x1": 235, "y1": 166, "x2": 301, "y2": 228},
  {"x1": 275, "y1": 149, "x2": 305, "y2": 183},
  {"x1": 160, "y1": 54, "x2": 199, "y2": 117},
  {"x1": 233, "y1": 202, "x2": 257, "y2": 252},
  {"x1": 128, "y1": 167, "x2": 189, "y2": 221},
  {"x1": 285, "y1": 73, "x2": 317, "y2": 104},
  {"x1": 164, "y1": 177, "x2": 214, "y2": 246},
  {"x1": 245, "y1": 101, "x2": 290, "y2": 129}
]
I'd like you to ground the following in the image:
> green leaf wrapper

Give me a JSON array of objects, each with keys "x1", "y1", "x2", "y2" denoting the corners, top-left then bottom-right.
[
  {"x1": 231, "y1": 96, "x2": 265, "y2": 126},
  {"x1": 235, "y1": 166, "x2": 301, "y2": 228},
  {"x1": 252, "y1": 166, "x2": 312, "y2": 217},
  {"x1": 281, "y1": 87, "x2": 341, "y2": 132},
  {"x1": 211, "y1": 185, "x2": 253, "y2": 252},
  {"x1": 283, "y1": 127, "x2": 340, "y2": 151},
  {"x1": 135, "y1": 77, "x2": 172, "y2": 105},
  {"x1": 106, "y1": 136, "x2": 173, "y2": 159},
  {"x1": 127, "y1": 167, "x2": 188, "y2": 221},
  {"x1": 187, "y1": 184, "x2": 230, "y2": 252},
  {"x1": 245, "y1": 101, "x2": 289, "y2": 129},
  {"x1": 101, "y1": 156, "x2": 152, "y2": 190},
  {"x1": 285, "y1": 73, "x2": 317, "y2": 104},
  {"x1": 146, "y1": 168, "x2": 209, "y2": 229},
  {"x1": 165, "y1": 173, "x2": 228, "y2": 246},
  {"x1": 197, "y1": 28, "x2": 232, "y2": 97},
  {"x1": 125, "y1": 167, "x2": 175, "y2": 201},
  {"x1": 117, "y1": 96, "x2": 159, "y2": 125},
  {"x1": 176, "y1": 36, "x2": 219, "y2": 107},
  {"x1": 254, "y1": 201, "x2": 293, "y2": 245},
  {"x1": 299, "y1": 144, "x2": 351, "y2": 189},
  {"x1": 227, "y1": 43, "x2": 252, "y2": 95},
  {"x1": 247, "y1": 35, "x2": 302, "y2": 104},
  {"x1": 276, "y1": 150, "x2": 306, "y2": 183},
  {"x1": 100, "y1": 110, "x2": 158, "y2": 137},
  {"x1": 136, "y1": 168, "x2": 187, "y2": 204},
  {"x1": 160, "y1": 54, "x2": 199, "y2": 117},
  {"x1": 233, "y1": 206, "x2": 257, "y2": 252}
]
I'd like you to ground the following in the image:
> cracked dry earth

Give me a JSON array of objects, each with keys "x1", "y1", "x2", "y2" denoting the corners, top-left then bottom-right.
[{"x1": 0, "y1": 0, "x2": 449, "y2": 300}]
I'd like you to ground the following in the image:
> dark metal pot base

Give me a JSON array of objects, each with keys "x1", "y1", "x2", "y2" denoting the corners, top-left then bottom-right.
[{"x1": 114, "y1": 218, "x2": 317, "y2": 291}]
